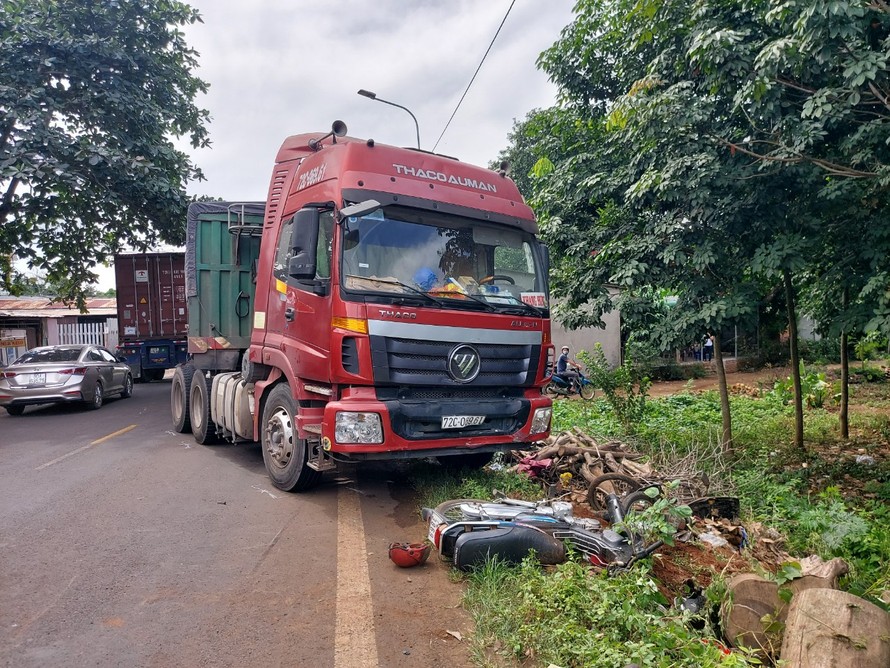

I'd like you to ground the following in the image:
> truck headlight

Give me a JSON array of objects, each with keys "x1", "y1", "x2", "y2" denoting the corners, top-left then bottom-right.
[
  {"x1": 530, "y1": 407, "x2": 552, "y2": 435},
  {"x1": 335, "y1": 412, "x2": 384, "y2": 444}
]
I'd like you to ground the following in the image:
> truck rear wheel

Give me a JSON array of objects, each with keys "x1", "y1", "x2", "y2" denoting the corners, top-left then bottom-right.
[
  {"x1": 261, "y1": 384, "x2": 321, "y2": 492},
  {"x1": 190, "y1": 371, "x2": 221, "y2": 445},
  {"x1": 171, "y1": 363, "x2": 195, "y2": 433}
]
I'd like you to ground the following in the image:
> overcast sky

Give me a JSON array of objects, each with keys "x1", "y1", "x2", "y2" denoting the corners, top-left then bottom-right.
[
  {"x1": 181, "y1": 0, "x2": 576, "y2": 200},
  {"x1": 78, "y1": 1, "x2": 575, "y2": 289}
]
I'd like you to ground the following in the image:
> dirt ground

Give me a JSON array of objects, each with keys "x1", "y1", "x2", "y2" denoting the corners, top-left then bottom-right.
[{"x1": 646, "y1": 364, "x2": 797, "y2": 397}]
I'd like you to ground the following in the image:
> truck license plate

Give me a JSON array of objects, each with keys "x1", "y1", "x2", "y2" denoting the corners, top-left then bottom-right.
[{"x1": 441, "y1": 415, "x2": 484, "y2": 429}]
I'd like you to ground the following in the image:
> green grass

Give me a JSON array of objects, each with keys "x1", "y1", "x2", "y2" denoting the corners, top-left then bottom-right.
[
  {"x1": 464, "y1": 558, "x2": 759, "y2": 667},
  {"x1": 411, "y1": 381, "x2": 890, "y2": 667}
]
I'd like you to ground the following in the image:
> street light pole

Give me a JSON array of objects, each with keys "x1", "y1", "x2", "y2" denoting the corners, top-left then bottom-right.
[{"x1": 357, "y1": 89, "x2": 421, "y2": 150}]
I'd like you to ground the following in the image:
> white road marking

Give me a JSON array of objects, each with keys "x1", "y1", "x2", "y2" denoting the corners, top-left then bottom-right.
[
  {"x1": 250, "y1": 485, "x2": 279, "y2": 499},
  {"x1": 35, "y1": 425, "x2": 137, "y2": 470},
  {"x1": 334, "y1": 487, "x2": 378, "y2": 667}
]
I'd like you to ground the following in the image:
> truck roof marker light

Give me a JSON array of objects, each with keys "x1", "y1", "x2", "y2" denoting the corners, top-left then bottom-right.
[{"x1": 332, "y1": 316, "x2": 368, "y2": 334}]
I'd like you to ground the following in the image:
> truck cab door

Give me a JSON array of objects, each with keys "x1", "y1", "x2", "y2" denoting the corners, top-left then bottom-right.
[{"x1": 265, "y1": 210, "x2": 335, "y2": 382}]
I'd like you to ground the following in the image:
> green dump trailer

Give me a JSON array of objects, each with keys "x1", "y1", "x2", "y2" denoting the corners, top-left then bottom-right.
[{"x1": 170, "y1": 202, "x2": 265, "y2": 434}]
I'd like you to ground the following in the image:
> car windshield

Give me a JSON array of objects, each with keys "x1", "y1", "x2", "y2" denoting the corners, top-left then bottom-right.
[
  {"x1": 15, "y1": 348, "x2": 82, "y2": 364},
  {"x1": 340, "y1": 206, "x2": 548, "y2": 312}
]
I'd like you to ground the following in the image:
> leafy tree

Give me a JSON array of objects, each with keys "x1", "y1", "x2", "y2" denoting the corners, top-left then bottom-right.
[
  {"x1": 686, "y1": 0, "x2": 890, "y2": 439},
  {"x1": 508, "y1": 0, "x2": 890, "y2": 450},
  {"x1": 0, "y1": 0, "x2": 209, "y2": 309},
  {"x1": 522, "y1": 0, "x2": 796, "y2": 452}
]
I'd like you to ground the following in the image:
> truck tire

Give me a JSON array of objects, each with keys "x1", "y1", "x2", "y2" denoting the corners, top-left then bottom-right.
[
  {"x1": 241, "y1": 354, "x2": 268, "y2": 383},
  {"x1": 171, "y1": 363, "x2": 195, "y2": 433},
  {"x1": 261, "y1": 384, "x2": 321, "y2": 492},
  {"x1": 190, "y1": 371, "x2": 221, "y2": 445}
]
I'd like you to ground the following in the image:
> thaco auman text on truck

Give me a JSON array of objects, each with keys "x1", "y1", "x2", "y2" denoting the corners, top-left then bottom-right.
[{"x1": 170, "y1": 122, "x2": 554, "y2": 491}]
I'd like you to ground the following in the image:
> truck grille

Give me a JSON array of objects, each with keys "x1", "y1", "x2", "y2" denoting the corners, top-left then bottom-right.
[
  {"x1": 379, "y1": 394, "x2": 531, "y2": 441},
  {"x1": 369, "y1": 336, "x2": 539, "y2": 387}
]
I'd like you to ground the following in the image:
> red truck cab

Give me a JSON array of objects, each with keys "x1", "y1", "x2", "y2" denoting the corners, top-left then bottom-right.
[{"x1": 177, "y1": 124, "x2": 554, "y2": 492}]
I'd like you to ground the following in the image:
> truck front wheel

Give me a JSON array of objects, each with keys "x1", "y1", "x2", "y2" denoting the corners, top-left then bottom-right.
[
  {"x1": 171, "y1": 363, "x2": 195, "y2": 433},
  {"x1": 261, "y1": 384, "x2": 321, "y2": 492}
]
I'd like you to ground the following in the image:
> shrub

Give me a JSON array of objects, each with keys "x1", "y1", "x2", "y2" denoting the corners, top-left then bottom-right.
[
  {"x1": 580, "y1": 343, "x2": 651, "y2": 434},
  {"x1": 798, "y1": 337, "x2": 842, "y2": 364}
]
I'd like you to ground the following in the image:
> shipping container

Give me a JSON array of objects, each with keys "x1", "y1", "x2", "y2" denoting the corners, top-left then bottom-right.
[
  {"x1": 115, "y1": 253, "x2": 187, "y2": 340},
  {"x1": 114, "y1": 252, "x2": 188, "y2": 381}
]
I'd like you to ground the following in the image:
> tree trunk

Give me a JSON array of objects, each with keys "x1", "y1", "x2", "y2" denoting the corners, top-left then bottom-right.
[
  {"x1": 713, "y1": 335, "x2": 733, "y2": 454},
  {"x1": 840, "y1": 289, "x2": 849, "y2": 440},
  {"x1": 784, "y1": 269, "x2": 804, "y2": 451},
  {"x1": 781, "y1": 589, "x2": 890, "y2": 668}
]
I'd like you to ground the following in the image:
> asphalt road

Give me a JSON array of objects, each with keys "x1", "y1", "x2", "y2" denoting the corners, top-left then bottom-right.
[{"x1": 0, "y1": 380, "x2": 472, "y2": 667}]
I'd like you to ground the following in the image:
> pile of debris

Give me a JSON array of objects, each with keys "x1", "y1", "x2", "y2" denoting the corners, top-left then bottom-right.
[
  {"x1": 507, "y1": 427, "x2": 711, "y2": 508},
  {"x1": 495, "y1": 429, "x2": 890, "y2": 667}
]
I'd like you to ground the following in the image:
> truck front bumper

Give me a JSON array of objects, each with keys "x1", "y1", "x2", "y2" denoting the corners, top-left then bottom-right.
[{"x1": 321, "y1": 387, "x2": 552, "y2": 458}]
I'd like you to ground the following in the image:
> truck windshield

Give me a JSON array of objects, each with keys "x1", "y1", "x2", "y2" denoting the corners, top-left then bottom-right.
[{"x1": 340, "y1": 206, "x2": 548, "y2": 312}]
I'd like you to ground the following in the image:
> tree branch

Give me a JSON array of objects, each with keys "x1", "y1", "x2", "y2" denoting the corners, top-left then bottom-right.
[
  {"x1": 0, "y1": 178, "x2": 20, "y2": 223},
  {"x1": 712, "y1": 136, "x2": 880, "y2": 178}
]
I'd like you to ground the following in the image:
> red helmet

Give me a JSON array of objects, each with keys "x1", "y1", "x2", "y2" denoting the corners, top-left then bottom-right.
[{"x1": 388, "y1": 542, "x2": 431, "y2": 568}]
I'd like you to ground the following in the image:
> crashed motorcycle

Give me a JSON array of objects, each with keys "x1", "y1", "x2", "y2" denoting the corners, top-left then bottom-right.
[
  {"x1": 422, "y1": 493, "x2": 663, "y2": 572},
  {"x1": 545, "y1": 364, "x2": 596, "y2": 400}
]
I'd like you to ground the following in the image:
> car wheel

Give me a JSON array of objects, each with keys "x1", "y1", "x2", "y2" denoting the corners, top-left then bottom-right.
[
  {"x1": 189, "y1": 371, "x2": 220, "y2": 445},
  {"x1": 171, "y1": 363, "x2": 195, "y2": 433},
  {"x1": 261, "y1": 384, "x2": 321, "y2": 492},
  {"x1": 88, "y1": 382, "x2": 104, "y2": 410},
  {"x1": 5, "y1": 405, "x2": 25, "y2": 416},
  {"x1": 121, "y1": 374, "x2": 133, "y2": 398}
]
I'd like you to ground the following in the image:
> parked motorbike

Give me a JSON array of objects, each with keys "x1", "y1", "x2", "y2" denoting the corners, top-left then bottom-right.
[{"x1": 545, "y1": 364, "x2": 596, "y2": 400}]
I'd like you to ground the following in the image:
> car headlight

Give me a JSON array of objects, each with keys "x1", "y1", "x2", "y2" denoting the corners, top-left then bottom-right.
[
  {"x1": 335, "y1": 412, "x2": 384, "y2": 444},
  {"x1": 530, "y1": 407, "x2": 552, "y2": 435}
]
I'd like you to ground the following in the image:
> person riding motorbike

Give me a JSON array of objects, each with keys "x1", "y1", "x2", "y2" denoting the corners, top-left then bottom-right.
[{"x1": 555, "y1": 345, "x2": 581, "y2": 391}]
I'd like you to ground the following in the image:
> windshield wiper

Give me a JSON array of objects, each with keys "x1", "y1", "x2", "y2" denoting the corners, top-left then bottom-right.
[
  {"x1": 436, "y1": 288, "x2": 495, "y2": 312},
  {"x1": 344, "y1": 275, "x2": 445, "y2": 307},
  {"x1": 498, "y1": 299, "x2": 544, "y2": 317}
]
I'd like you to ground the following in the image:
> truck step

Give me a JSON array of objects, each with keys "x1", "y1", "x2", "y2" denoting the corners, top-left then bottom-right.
[{"x1": 307, "y1": 436, "x2": 336, "y2": 472}]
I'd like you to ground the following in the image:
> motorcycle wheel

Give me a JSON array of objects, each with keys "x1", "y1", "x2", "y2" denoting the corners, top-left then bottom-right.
[
  {"x1": 433, "y1": 498, "x2": 491, "y2": 523},
  {"x1": 579, "y1": 383, "x2": 596, "y2": 400},
  {"x1": 544, "y1": 381, "x2": 561, "y2": 397},
  {"x1": 586, "y1": 473, "x2": 641, "y2": 512}
]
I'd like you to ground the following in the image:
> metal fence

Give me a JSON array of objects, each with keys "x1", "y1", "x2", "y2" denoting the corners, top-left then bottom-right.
[{"x1": 57, "y1": 320, "x2": 119, "y2": 349}]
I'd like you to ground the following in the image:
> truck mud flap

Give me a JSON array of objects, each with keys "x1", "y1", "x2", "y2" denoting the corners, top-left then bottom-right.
[{"x1": 452, "y1": 525, "x2": 566, "y2": 571}]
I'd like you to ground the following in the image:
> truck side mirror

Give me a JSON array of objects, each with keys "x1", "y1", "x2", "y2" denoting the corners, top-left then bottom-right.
[
  {"x1": 537, "y1": 241, "x2": 550, "y2": 293},
  {"x1": 288, "y1": 208, "x2": 319, "y2": 279}
]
